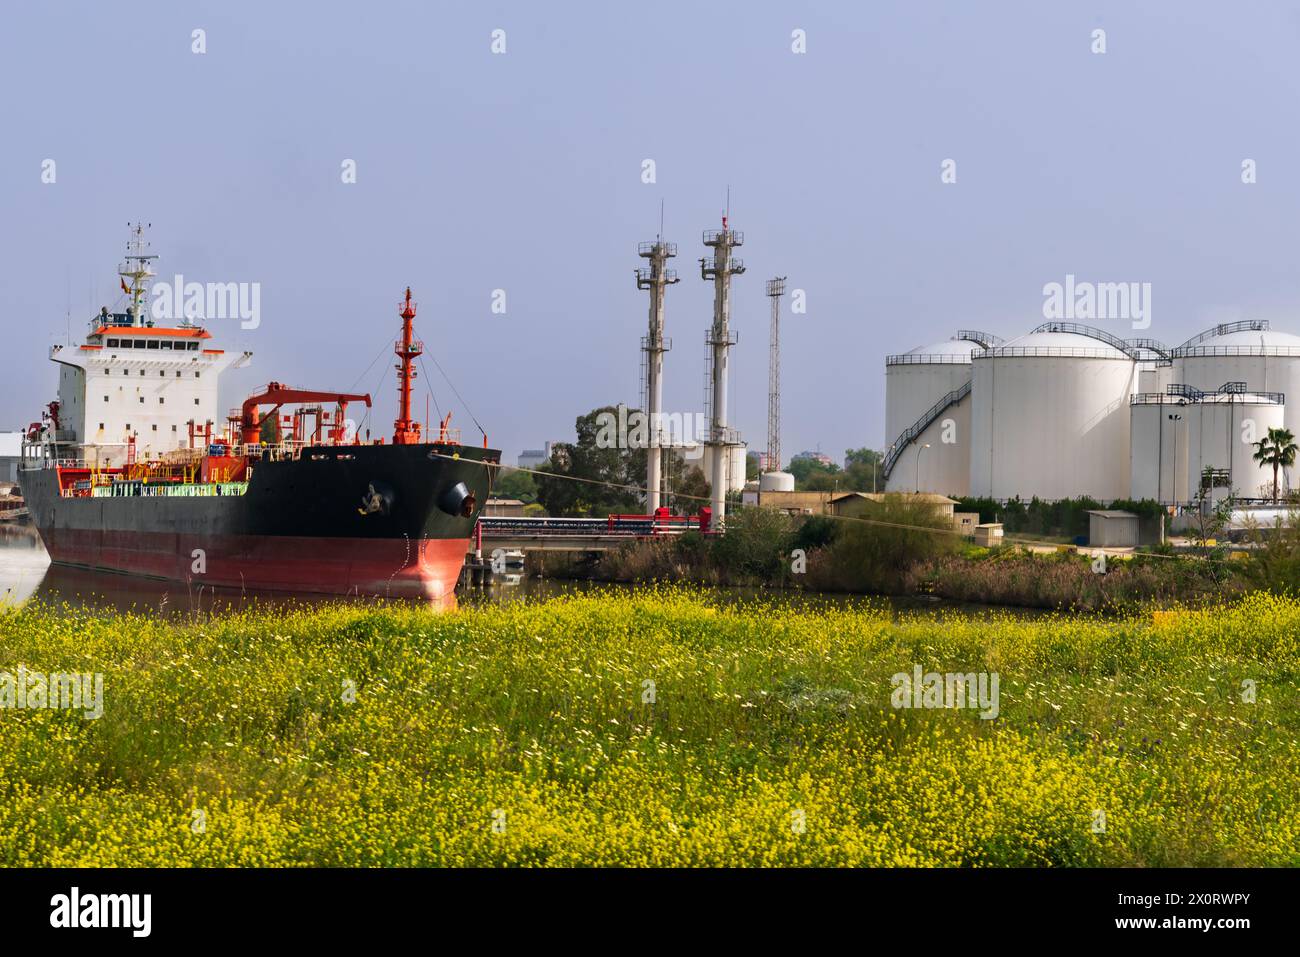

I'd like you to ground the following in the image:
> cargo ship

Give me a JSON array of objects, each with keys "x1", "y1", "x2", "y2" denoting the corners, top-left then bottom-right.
[{"x1": 18, "y1": 225, "x2": 498, "y2": 605}]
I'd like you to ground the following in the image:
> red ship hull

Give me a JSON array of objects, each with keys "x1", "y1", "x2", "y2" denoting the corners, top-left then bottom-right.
[{"x1": 39, "y1": 528, "x2": 471, "y2": 606}]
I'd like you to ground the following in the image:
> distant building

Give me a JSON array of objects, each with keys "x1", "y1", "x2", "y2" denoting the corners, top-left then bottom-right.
[
  {"x1": 484, "y1": 498, "x2": 527, "y2": 518},
  {"x1": 0, "y1": 431, "x2": 23, "y2": 487},
  {"x1": 791, "y1": 450, "x2": 834, "y2": 469},
  {"x1": 517, "y1": 442, "x2": 563, "y2": 470},
  {"x1": 743, "y1": 489, "x2": 964, "y2": 527}
]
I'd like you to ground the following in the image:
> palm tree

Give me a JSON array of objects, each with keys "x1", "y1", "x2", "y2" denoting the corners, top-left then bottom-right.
[{"x1": 1252, "y1": 426, "x2": 1298, "y2": 502}]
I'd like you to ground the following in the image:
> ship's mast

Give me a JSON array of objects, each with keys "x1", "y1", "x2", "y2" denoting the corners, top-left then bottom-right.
[
  {"x1": 117, "y1": 222, "x2": 158, "y2": 328},
  {"x1": 393, "y1": 287, "x2": 424, "y2": 444}
]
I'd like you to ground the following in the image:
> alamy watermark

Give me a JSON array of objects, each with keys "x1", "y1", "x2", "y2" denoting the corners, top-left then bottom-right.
[
  {"x1": 1042, "y1": 274, "x2": 1151, "y2": 330},
  {"x1": 150, "y1": 274, "x2": 261, "y2": 330},
  {"x1": 890, "y1": 665, "x2": 999, "y2": 719},
  {"x1": 1, "y1": 667, "x2": 103, "y2": 719},
  {"x1": 595, "y1": 406, "x2": 708, "y2": 459}
]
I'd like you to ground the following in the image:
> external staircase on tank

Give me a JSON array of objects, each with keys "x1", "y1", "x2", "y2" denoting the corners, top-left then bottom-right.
[{"x1": 880, "y1": 380, "x2": 971, "y2": 481}]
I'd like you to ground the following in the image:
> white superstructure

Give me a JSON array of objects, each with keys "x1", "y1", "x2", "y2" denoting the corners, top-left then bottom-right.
[{"x1": 44, "y1": 225, "x2": 251, "y2": 467}]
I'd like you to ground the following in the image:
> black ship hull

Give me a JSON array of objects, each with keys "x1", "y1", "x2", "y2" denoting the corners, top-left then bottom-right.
[{"x1": 19, "y1": 442, "x2": 499, "y2": 604}]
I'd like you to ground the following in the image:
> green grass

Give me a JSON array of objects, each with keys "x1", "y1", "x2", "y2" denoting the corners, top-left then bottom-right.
[{"x1": 0, "y1": 587, "x2": 1297, "y2": 866}]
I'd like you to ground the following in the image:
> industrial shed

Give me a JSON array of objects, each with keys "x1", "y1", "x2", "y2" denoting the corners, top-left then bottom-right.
[{"x1": 1088, "y1": 510, "x2": 1139, "y2": 548}]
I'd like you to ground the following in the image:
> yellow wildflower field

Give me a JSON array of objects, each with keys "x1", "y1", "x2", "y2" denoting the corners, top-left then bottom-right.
[{"x1": 0, "y1": 587, "x2": 1295, "y2": 866}]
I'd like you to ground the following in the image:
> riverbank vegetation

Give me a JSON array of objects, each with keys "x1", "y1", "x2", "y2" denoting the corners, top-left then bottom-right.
[
  {"x1": 535, "y1": 499, "x2": 1256, "y2": 612},
  {"x1": 1, "y1": 590, "x2": 1295, "y2": 866}
]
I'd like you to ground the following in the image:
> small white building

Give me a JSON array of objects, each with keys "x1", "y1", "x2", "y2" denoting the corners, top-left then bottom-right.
[{"x1": 1088, "y1": 510, "x2": 1139, "y2": 548}]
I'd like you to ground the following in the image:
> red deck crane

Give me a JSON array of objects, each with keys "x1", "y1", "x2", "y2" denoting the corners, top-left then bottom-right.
[{"x1": 239, "y1": 383, "x2": 372, "y2": 445}]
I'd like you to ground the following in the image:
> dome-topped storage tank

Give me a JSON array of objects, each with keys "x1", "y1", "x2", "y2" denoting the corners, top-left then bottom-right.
[
  {"x1": 1173, "y1": 320, "x2": 1300, "y2": 434},
  {"x1": 882, "y1": 331, "x2": 995, "y2": 495},
  {"x1": 1185, "y1": 386, "x2": 1286, "y2": 502},
  {"x1": 970, "y1": 323, "x2": 1139, "y2": 501}
]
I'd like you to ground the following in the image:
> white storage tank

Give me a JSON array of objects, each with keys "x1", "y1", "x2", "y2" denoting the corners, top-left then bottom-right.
[
  {"x1": 970, "y1": 323, "x2": 1139, "y2": 501},
  {"x1": 1185, "y1": 388, "x2": 1285, "y2": 501},
  {"x1": 699, "y1": 443, "x2": 748, "y2": 494},
  {"x1": 882, "y1": 331, "x2": 994, "y2": 495},
  {"x1": 1129, "y1": 394, "x2": 1189, "y2": 503},
  {"x1": 1173, "y1": 321, "x2": 1300, "y2": 435},
  {"x1": 758, "y1": 471, "x2": 795, "y2": 492}
]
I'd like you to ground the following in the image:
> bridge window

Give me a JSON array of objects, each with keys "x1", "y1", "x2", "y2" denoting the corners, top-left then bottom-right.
[
  {"x1": 134, "y1": 340, "x2": 146, "y2": 349},
  {"x1": 121, "y1": 340, "x2": 133, "y2": 349},
  {"x1": 159, "y1": 397, "x2": 165, "y2": 405},
  {"x1": 146, "y1": 340, "x2": 159, "y2": 350},
  {"x1": 107, "y1": 339, "x2": 119, "y2": 347}
]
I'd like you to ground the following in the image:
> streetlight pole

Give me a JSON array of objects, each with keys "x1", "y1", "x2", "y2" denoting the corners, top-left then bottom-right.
[
  {"x1": 916, "y1": 443, "x2": 931, "y2": 493},
  {"x1": 1168, "y1": 413, "x2": 1183, "y2": 510}
]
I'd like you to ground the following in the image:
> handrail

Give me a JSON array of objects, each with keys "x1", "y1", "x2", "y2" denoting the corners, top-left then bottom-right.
[
  {"x1": 1175, "y1": 344, "x2": 1300, "y2": 358},
  {"x1": 956, "y1": 329, "x2": 1004, "y2": 349},
  {"x1": 1125, "y1": 337, "x2": 1172, "y2": 361},
  {"x1": 881, "y1": 380, "x2": 971, "y2": 480},
  {"x1": 1029, "y1": 321, "x2": 1142, "y2": 359},
  {"x1": 885, "y1": 353, "x2": 973, "y2": 366},
  {"x1": 1173, "y1": 320, "x2": 1268, "y2": 353},
  {"x1": 975, "y1": 345, "x2": 1135, "y2": 359},
  {"x1": 1133, "y1": 383, "x2": 1285, "y2": 404}
]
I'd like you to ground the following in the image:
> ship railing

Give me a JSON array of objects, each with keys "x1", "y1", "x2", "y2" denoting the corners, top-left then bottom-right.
[
  {"x1": 89, "y1": 481, "x2": 249, "y2": 499},
  {"x1": 231, "y1": 442, "x2": 305, "y2": 461},
  {"x1": 431, "y1": 428, "x2": 463, "y2": 445},
  {"x1": 159, "y1": 448, "x2": 206, "y2": 466},
  {"x1": 395, "y1": 339, "x2": 425, "y2": 355}
]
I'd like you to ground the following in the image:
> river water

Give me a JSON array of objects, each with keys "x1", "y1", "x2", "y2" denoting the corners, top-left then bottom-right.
[{"x1": 0, "y1": 523, "x2": 1040, "y2": 619}]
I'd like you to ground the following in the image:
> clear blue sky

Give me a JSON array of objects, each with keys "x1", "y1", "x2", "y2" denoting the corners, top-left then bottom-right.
[{"x1": 4, "y1": 1, "x2": 1300, "y2": 463}]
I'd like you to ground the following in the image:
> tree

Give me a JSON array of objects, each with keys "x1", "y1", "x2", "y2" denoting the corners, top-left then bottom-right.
[
  {"x1": 788, "y1": 456, "x2": 842, "y2": 490},
  {"x1": 535, "y1": 406, "x2": 693, "y2": 517},
  {"x1": 494, "y1": 467, "x2": 539, "y2": 504},
  {"x1": 843, "y1": 447, "x2": 882, "y2": 492},
  {"x1": 670, "y1": 464, "x2": 710, "y2": 514},
  {"x1": 1252, "y1": 427, "x2": 1298, "y2": 502}
]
